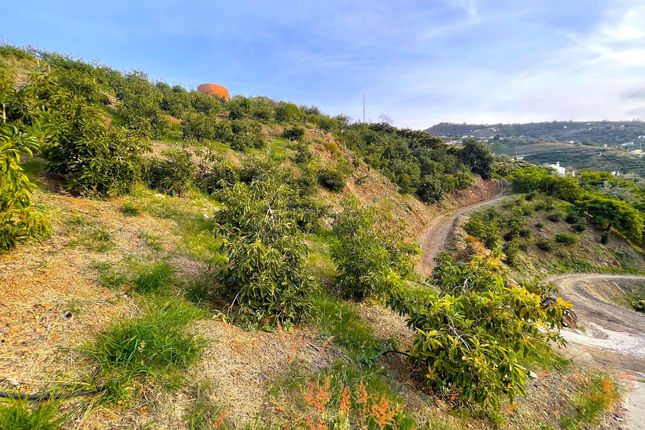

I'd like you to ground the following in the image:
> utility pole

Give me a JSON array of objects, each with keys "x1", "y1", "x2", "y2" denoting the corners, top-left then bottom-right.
[{"x1": 362, "y1": 93, "x2": 366, "y2": 123}]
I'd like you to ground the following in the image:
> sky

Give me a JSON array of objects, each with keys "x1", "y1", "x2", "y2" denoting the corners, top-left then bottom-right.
[{"x1": 3, "y1": 0, "x2": 645, "y2": 128}]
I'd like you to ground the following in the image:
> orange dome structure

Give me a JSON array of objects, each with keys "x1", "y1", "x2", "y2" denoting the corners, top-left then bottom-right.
[{"x1": 197, "y1": 83, "x2": 230, "y2": 101}]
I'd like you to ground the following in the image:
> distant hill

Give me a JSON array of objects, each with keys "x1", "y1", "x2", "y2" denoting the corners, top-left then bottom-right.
[{"x1": 427, "y1": 121, "x2": 645, "y2": 147}]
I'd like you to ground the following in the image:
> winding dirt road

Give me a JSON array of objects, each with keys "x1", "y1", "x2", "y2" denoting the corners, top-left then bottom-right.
[
  {"x1": 548, "y1": 274, "x2": 645, "y2": 430},
  {"x1": 416, "y1": 192, "x2": 507, "y2": 276},
  {"x1": 415, "y1": 190, "x2": 645, "y2": 428}
]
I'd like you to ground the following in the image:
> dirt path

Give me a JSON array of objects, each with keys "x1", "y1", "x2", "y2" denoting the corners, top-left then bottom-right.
[
  {"x1": 549, "y1": 274, "x2": 645, "y2": 430},
  {"x1": 416, "y1": 193, "x2": 507, "y2": 276}
]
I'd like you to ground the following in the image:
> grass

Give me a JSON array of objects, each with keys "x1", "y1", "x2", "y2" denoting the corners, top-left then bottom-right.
[
  {"x1": 133, "y1": 261, "x2": 176, "y2": 294},
  {"x1": 560, "y1": 374, "x2": 620, "y2": 430},
  {"x1": 86, "y1": 298, "x2": 205, "y2": 403},
  {"x1": 185, "y1": 382, "x2": 227, "y2": 430},
  {"x1": 120, "y1": 202, "x2": 140, "y2": 216},
  {"x1": 0, "y1": 400, "x2": 65, "y2": 430},
  {"x1": 126, "y1": 185, "x2": 224, "y2": 263},
  {"x1": 65, "y1": 214, "x2": 113, "y2": 252},
  {"x1": 92, "y1": 261, "x2": 128, "y2": 290},
  {"x1": 312, "y1": 297, "x2": 384, "y2": 363}
]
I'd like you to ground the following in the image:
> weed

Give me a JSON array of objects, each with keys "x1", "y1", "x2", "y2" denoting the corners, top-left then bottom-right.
[
  {"x1": 138, "y1": 231, "x2": 164, "y2": 252},
  {"x1": 86, "y1": 298, "x2": 205, "y2": 402},
  {"x1": 0, "y1": 400, "x2": 65, "y2": 430},
  {"x1": 133, "y1": 261, "x2": 176, "y2": 294},
  {"x1": 185, "y1": 382, "x2": 228, "y2": 430},
  {"x1": 560, "y1": 374, "x2": 620, "y2": 429},
  {"x1": 120, "y1": 202, "x2": 140, "y2": 216},
  {"x1": 312, "y1": 297, "x2": 383, "y2": 363},
  {"x1": 92, "y1": 261, "x2": 128, "y2": 290}
]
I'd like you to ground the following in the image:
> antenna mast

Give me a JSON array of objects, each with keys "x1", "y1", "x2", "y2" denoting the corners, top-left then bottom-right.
[{"x1": 363, "y1": 93, "x2": 366, "y2": 123}]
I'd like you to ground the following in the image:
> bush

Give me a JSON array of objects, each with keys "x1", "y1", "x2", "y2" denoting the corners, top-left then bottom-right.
[
  {"x1": 283, "y1": 126, "x2": 305, "y2": 141},
  {"x1": 0, "y1": 126, "x2": 50, "y2": 251},
  {"x1": 547, "y1": 213, "x2": 562, "y2": 222},
  {"x1": 331, "y1": 198, "x2": 417, "y2": 299},
  {"x1": 181, "y1": 112, "x2": 215, "y2": 141},
  {"x1": 145, "y1": 149, "x2": 196, "y2": 195},
  {"x1": 214, "y1": 179, "x2": 316, "y2": 326},
  {"x1": 572, "y1": 223, "x2": 587, "y2": 233},
  {"x1": 459, "y1": 139, "x2": 493, "y2": 179},
  {"x1": 417, "y1": 175, "x2": 445, "y2": 203},
  {"x1": 565, "y1": 212, "x2": 580, "y2": 224},
  {"x1": 536, "y1": 239, "x2": 553, "y2": 251},
  {"x1": 394, "y1": 257, "x2": 569, "y2": 408},
  {"x1": 317, "y1": 168, "x2": 346, "y2": 192},
  {"x1": 195, "y1": 153, "x2": 239, "y2": 194},
  {"x1": 464, "y1": 209, "x2": 501, "y2": 251},
  {"x1": 230, "y1": 120, "x2": 266, "y2": 150},
  {"x1": 555, "y1": 233, "x2": 577, "y2": 246}
]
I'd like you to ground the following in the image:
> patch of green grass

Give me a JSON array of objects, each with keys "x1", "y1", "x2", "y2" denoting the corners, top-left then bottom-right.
[
  {"x1": 128, "y1": 185, "x2": 224, "y2": 263},
  {"x1": 86, "y1": 298, "x2": 205, "y2": 403},
  {"x1": 312, "y1": 297, "x2": 384, "y2": 363},
  {"x1": 120, "y1": 202, "x2": 141, "y2": 216},
  {"x1": 92, "y1": 261, "x2": 128, "y2": 290},
  {"x1": 138, "y1": 231, "x2": 164, "y2": 252},
  {"x1": 560, "y1": 374, "x2": 620, "y2": 430},
  {"x1": 133, "y1": 261, "x2": 176, "y2": 294},
  {"x1": 0, "y1": 399, "x2": 65, "y2": 430}
]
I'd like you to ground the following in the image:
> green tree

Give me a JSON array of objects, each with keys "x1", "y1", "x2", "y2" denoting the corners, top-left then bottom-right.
[
  {"x1": 460, "y1": 139, "x2": 493, "y2": 179},
  {"x1": 0, "y1": 126, "x2": 50, "y2": 250},
  {"x1": 214, "y1": 179, "x2": 316, "y2": 326}
]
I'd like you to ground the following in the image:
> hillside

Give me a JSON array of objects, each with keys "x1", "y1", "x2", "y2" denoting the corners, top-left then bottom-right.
[
  {"x1": 427, "y1": 121, "x2": 645, "y2": 146},
  {"x1": 2, "y1": 45, "x2": 644, "y2": 429}
]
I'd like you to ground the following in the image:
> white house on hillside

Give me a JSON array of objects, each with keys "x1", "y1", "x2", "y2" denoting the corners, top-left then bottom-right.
[{"x1": 547, "y1": 161, "x2": 566, "y2": 176}]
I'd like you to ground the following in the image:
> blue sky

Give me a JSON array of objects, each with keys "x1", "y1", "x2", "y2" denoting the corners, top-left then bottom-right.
[{"x1": 4, "y1": 0, "x2": 645, "y2": 128}]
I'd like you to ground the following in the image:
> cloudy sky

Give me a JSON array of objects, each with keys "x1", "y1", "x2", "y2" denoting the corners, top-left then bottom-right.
[{"x1": 3, "y1": 0, "x2": 645, "y2": 128}]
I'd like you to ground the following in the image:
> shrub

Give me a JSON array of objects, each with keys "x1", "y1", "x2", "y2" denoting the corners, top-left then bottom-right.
[
  {"x1": 536, "y1": 239, "x2": 553, "y2": 251},
  {"x1": 395, "y1": 256, "x2": 569, "y2": 408},
  {"x1": 331, "y1": 198, "x2": 417, "y2": 299},
  {"x1": 455, "y1": 165, "x2": 475, "y2": 189},
  {"x1": 555, "y1": 233, "x2": 577, "y2": 246},
  {"x1": 417, "y1": 175, "x2": 445, "y2": 203},
  {"x1": 0, "y1": 126, "x2": 50, "y2": 251},
  {"x1": 572, "y1": 223, "x2": 587, "y2": 233},
  {"x1": 317, "y1": 168, "x2": 346, "y2": 192},
  {"x1": 230, "y1": 119, "x2": 266, "y2": 150},
  {"x1": 547, "y1": 213, "x2": 562, "y2": 222},
  {"x1": 565, "y1": 212, "x2": 580, "y2": 224},
  {"x1": 195, "y1": 153, "x2": 239, "y2": 194},
  {"x1": 145, "y1": 149, "x2": 196, "y2": 195},
  {"x1": 0, "y1": 400, "x2": 65, "y2": 430},
  {"x1": 464, "y1": 209, "x2": 501, "y2": 251},
  {"x1": 283, "y1": 126, "x2": 305, "y2": 141},
  {"x1": 45, "y1": 104, "x2": 145, "y2": 197},
  {"x1": 459, "y1": 139, "x2": 493, "y2": 179},
  {"x1": 503, "y1": 238, "x2": 521, "y2": 267},
  {"x1": 181, "y1": 112, "x2": 215, "y2": 141},
  {"x1": 535, "y1": 221, "x2": 545, "y2": 229},
  {"x1": 275, "y1": 102, "x2": 302, "y2": 123},
  {"x1": 214, "y1": 179, "x2": 316, "y2": 326}
]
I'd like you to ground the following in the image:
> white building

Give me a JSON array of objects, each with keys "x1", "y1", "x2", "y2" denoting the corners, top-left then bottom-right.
[{"x1": 547, "y1": 161, "x2": 567, "y2": 176}]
